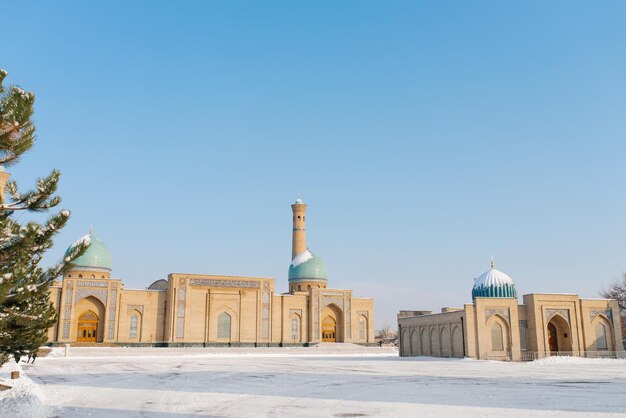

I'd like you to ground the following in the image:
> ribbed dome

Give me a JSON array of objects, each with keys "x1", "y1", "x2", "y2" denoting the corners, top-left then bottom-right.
[
  {"x1": 65, "y1": 233, "x2": 112, "y2": 271},
  {"x1": 288, "y1": 250, "x2": 328, "y2": 282},
  {"x1": 472, "y1": 262, "x2": 517, "y2": 300}
]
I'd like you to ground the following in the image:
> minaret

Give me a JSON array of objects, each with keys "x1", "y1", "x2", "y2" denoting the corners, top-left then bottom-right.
[
  {"x1": 288, "y1": 198, "x2": 328, "y2": 292},
  {"x1": 291, "y1": 198, "x2": 307, "y2": 259},
  {"x1": 0, "y1": 166, "x2": 9, "y2": 204}
]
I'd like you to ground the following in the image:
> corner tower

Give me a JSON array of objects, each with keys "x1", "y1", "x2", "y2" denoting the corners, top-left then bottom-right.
[{"x1": 288, "y1": 198, "x2": 328, "y2": 293}]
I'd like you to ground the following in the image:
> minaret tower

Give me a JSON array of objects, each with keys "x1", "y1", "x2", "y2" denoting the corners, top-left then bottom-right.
[
  {"x1": 291, "y1": 198, "x2": 307, "y2": 259},
  {"x1": 288, "y1": 198, "x2": 328, "y2": 293}
]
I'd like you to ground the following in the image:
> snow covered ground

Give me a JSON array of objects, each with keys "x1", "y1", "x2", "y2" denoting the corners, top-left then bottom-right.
[{"x1": 3, "y1": 344, "x2": 626, "y2": 417}]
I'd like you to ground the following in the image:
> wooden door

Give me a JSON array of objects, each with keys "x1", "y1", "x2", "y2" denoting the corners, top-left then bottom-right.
[
  {"x1": 77, "y1": 311, "x2": 99, "y2": 343},
  {"x1": 548, "y1": 322, "x2": 558, "y2": 352},
  {"x1": 322, "y1": 316, "x2": 336, "y2": 342}
]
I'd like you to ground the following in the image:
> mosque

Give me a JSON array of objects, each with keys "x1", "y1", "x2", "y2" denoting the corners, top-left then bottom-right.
[
  {"x1": 397, "y1": 260, "x2": 624, "y2": 361},
  {"x1": 46, "y1": 199, "x2": 375, "y2": 346}
]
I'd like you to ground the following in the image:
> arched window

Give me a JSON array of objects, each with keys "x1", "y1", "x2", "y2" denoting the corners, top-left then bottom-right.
[
  {"x1": 129, "y1": 315, "x2": 138, "y2": 338},
  {"x1": 491, "y1": 322, "x2": 504, "y2": 351},
  {"x1": 218, "y1": 312, "x2": 231, "y2": 339},
  {"x1": 359, "y1": 317, "x2": 366, "y2": 340},
  {"x1": 291, "y1": 317, "x2": 299, "y2": 341},
  {"x1": 78, "y1": 274, "x2": 83, "y2": 278},
  {"x1": 595, "y1": 322, "x2": 608, "y2": 350},
  {"x1": 68, "y1": 274, "x2": 72, "y2": 278},
  {"x1": 91, "y1": 274, "x2": 96, "y2": 278}
]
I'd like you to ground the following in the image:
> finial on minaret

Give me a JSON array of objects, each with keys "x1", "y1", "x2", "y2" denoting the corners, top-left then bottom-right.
[
  {"x1": 89, "y1": 226, "x2": 93, "y2": 235},
  {"x1": 490, "y1": 257, "x2": 494, "y2": 269}
]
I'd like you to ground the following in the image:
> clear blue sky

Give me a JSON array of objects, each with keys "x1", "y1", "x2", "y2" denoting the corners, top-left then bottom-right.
[{"x1": 4, "y1": 1, "x2": 626, "y2": 328}]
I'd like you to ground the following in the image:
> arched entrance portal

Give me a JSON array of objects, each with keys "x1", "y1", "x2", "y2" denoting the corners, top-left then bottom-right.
[
  {"x1": 77, "y1": 311, "x2": 99, "y2": 343},
  {"x1": 74, "y1": 296, "x2": 106, "y2": 343},
  {"x1": 322, "y1": 316, "x2": 337, "y2": 342},
  {"x1": 321, "y1": 303, "x2": 343, "y2": 342},
  {"x1": 547, "y1": 314, "x2": 572, "y2": 354}
]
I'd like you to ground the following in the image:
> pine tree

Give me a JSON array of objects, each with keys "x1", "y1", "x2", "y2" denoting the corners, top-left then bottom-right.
[{"x1": 0, "y1": 69, "x2": 88, "y2": 365}]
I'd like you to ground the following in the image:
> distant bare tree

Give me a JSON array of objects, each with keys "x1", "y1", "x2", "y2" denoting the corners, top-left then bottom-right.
[
  {"x1": 601, "y1": 273, "x2": 626, "y2": 342},
  {"x1": 375, "y1": 324, "x2": 397, "y2": 340}
]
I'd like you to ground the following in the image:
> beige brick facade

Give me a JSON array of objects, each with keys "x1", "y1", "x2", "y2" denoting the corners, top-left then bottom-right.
[
  {"x1": 47, "y1": 271, "x2": 374, "y2": 346},
  {"x1": 398, "y1": 294, "x2": 624, "y2": 361},
  {"x1": 46, "y1": 200, "x2": 375, "y2": 346}
]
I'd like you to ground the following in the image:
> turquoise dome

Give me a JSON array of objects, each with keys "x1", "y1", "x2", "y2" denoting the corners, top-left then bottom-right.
[
  {"x1": 65, "y1": 233, "x2": 112, "y2": 271},
  {"x1": 471, "y1": 262, "x2": 517, "y2": 301},
  {"x1": 288, "y1": 250, "x2": 328, "y2": 282}
]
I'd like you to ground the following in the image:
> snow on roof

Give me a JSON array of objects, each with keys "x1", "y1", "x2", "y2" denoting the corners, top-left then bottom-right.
[
  {"x1": 473, "y1": 267, "x2": 514, "y2": 289},
  {"x1": 291, "y1": 250, "x2": 313, "y2": 267}
]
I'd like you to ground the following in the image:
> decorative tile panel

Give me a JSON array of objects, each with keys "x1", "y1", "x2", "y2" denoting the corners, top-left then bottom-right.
[
  {"x1": 189, "y1": 279, "x2": 260, "y2": 288},
  {"x1": 322, "y1": 296, "x2": 344, "y2": 310},
  {"x1": 545, "y1": 308, "x2": 570, "y2": 324},
  {"x1": 485, "y1": 308, "x2": 510, "y2": 323},
  {"x1": 176, "y1": 286, "x2": 186, "y2": 338},
  {"x1": 127, "y1": 305, "x2": 144, "y2": 314},
  {"x1": 590, "y1": 309, "x2": 613, "y2": 323},
  {"x1": 313, "y1": 292, "x2": 319, "y2": 340},
  {"x1": 346, "y1": 297, "x2": 351, "y2": 339},
  {"x1": 64, "y1": 288, "x2": 73, "y2": 304},
  {"x1": 74, "y1": 289, "x2": 107, "y2": 306},
  {"x1": 110, "y1": 289, "x2": 117, "y2": 307},
  {"x1": 262, "y1": 283, "x2": 270, "y2": 339},
  {"x1": 76, "y1": 281, "x2": 108, "y2": 287}
]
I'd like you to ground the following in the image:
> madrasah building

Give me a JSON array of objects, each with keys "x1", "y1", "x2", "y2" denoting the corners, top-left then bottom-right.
[
  {"x1": 45, "y1": 199, "x2": 375, "y2": 346},
  {"x1": 398, "y1": 260, "x2": 624, "y2": 361}
]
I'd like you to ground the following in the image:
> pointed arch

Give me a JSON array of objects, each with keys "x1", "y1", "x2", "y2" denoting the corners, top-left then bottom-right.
[
  {"x1": 128, "y1": 309, "x2": 142, "y2": 340},
  {"x1": 440, "y1": 327, "x2": 451, "y2": 357},
  {"x1": 401, "y1": 329, "x2": 410, "y2": 354},
  {"x1": 289, "y1": 312, "x2": 301, "y2": 343},
  {"x1": 547, "y1": 314, "x2": 572, "y2": 353},
  {"x1": 358, "y1": 314, "x2": 368, "y2": 342},
  {"x1": 429, "y1": 328, "x2": 439, "y2": 356},
  {"x1": 411, "y1": 329, "x2": 420, "y2": 356},
  {"x1": 75, "y1": 296, "x2": 106, "y2": 343},
  {"x1": 451, "y1": 326, "x2": 463, "y2": 357},
  {"x1": 418, "y1": 328, "x2": 427, "y2": 356},
  {"x1": 217, "y1": 312, "x2": 232, "y2": 339},
  {"x1": 486, "y1": 314, "x2": 510, "y2": 356},
  {"x1": 322, "y1": 303, "x2": 343, "y2": 342},
  {"x1": 591, "y1": 315, "x2": 614, "y2": 351}
]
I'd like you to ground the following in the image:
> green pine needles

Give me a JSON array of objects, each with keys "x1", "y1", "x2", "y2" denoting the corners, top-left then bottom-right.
[{"x1": 0, "y1": 69, "x2": 88, "y2": 365}]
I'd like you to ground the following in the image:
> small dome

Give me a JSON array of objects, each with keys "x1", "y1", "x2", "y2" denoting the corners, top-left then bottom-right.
[
  {"x1": 472, "y1": 262, "x2": 517, "y2": 300},
  {"x1": 65, "y1": 233, "x2": 112, "y2": 271},
  {"x1": 148, "y1": 279, "x2": 168, "y2": 291},
  {"x1": 289, "y1": 250, "x2": 328, "y2": 282},
  {"x1": 294, "y1": 198, "x2": 304, "y2": 204}
]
